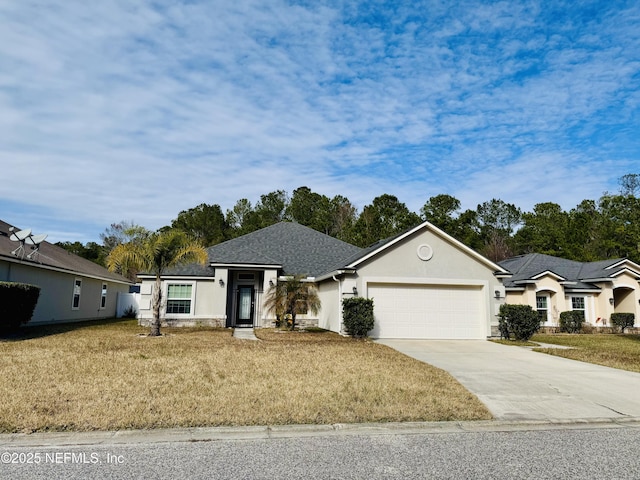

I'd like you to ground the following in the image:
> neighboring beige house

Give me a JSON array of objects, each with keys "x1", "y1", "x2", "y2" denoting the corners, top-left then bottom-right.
[
  {"x1": 499, "y1": 253, "x2": 640, "y2": 327},
  {"x1": 137, "y1": 221, "x2": 510, "y2": 339},
  {"x1": 0, "y1": 219, "x2": 132, "y2": 325}
]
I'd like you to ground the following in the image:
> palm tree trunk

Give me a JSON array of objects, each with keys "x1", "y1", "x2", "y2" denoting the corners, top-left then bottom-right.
[{"x1": 150, "y1": 274, "x2": 162, "y2": 336}]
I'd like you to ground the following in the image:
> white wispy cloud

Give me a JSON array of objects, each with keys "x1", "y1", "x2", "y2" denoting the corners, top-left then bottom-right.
[{"x1": 0, "y1": 0, "x2": 638, "y2": 242}]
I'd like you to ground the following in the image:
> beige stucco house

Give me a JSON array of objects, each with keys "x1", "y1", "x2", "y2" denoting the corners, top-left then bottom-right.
[
  {"x1": 0, "y1": 220, "x2": 132, "y2": 325},
  {"x1": 136, "y1": 221, "x2": 510, "y2": 339},
  {"x1": 499, "y1": 254, "x2": 640, "y2": 327}
]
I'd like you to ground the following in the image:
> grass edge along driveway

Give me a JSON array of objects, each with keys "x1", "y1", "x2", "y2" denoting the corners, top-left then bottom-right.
[
  {"x1": 526, "y1": 334, "x2": 640, "y2": 374},
  {"x1": 0, "y1": 319, "x2": 491, "y2": 433}
]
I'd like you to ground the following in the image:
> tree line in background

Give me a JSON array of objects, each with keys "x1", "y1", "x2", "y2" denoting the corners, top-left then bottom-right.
[{"x1": 57, "y1": 173, "x2": 640, "y2": 272}]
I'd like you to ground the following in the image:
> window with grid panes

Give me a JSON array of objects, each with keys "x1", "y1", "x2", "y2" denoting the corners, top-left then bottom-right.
[
  {"x1": 571, "y1": 296, "x2": 585, "y2": 312},
  {"x1": 536, "y1": 295, "x2": 548, "y2": 322},
  {"x1": 166, "y1": 284, "x2": 193, "y2": 314}
]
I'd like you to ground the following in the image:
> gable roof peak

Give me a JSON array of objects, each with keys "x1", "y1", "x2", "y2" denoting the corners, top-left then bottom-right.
[{"x1": 342, "y1": 219, "x2": 509, "y2": 274}]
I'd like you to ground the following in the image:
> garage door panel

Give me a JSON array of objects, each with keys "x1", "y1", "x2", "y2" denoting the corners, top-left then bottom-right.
[{"x1": 369, "y1": 283, "x2": 484, "y2": 339}]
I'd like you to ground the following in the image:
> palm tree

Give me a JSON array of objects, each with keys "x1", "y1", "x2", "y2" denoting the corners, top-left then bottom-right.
[
  {"x1": 264, "y1": 275, "x2": 321, "y2": 331},
  {"x1": 263, "y1": 281, "x2": 287, "y2": 328},
  {"x1": 107, "y1": 230, "x2": 208, "y2": 336}
]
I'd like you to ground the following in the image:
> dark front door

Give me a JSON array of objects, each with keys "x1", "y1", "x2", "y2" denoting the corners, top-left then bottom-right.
[{"x1": 236, "y1": 286, "x2": 254, "y2": 327}]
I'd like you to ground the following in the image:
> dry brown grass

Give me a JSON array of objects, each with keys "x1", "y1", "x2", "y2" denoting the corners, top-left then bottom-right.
[
  {"x1": 0, "y1": 320, "x2": 490, "y2": 433},
  {"x1": 532, "y1": 334, "x2": 640, "y2": 373}
]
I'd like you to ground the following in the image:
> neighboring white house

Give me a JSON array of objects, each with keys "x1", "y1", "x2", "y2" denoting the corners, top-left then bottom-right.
[
  {"x1": 499, "y1": 253, "x2": 640, "y2": 327},
  {"x1": 0, "y1": 219, "x2": 132, "y2": 325},
  {"x1": 136, "y1": 221, "x2": 510, "y2": 339}
]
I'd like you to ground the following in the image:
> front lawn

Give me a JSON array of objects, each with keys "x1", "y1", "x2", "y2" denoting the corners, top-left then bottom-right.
[
  {"x1": 0, "y1": 320, "x2": 490, "y2": 433},
  {"x1": 532, "y1": 334, "x2": 640, "y2": 373}
]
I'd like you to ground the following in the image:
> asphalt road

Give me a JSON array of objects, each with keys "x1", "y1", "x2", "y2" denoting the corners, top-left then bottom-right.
[{"x1": 2, "y1": 423, "x2": 639, "y2": 479}]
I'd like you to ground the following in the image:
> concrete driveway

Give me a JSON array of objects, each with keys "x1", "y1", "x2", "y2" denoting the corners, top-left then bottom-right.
[{"x1": 376, "y1": 339, "x2": 640, "y2": 422}]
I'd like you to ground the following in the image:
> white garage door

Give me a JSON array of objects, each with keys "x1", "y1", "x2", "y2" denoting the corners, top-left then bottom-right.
[{"x1": 368, "y1": 283, "x2": 485, "y2": 339}]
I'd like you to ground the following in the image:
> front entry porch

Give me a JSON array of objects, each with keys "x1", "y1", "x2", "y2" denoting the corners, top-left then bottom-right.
[{"x1": 225, "y1": 270, "x2": 266, "y2": 328}]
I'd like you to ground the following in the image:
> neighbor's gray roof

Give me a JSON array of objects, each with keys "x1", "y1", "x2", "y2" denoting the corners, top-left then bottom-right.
[
  {"x1": 166, "y1": 222, "x2": 363, "y2": 277},
  {"x1": 0, "y1": 219, "x2": 131, "y2": 284},
  {"x1": 499, "y1": 253, "x2": 629, "y2": 290}
]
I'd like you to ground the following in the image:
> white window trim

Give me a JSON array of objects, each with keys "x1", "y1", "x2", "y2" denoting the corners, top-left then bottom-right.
[
  {"x1": 536, "y1": 293, "x2": 551, "y2": 324},
  {"x1": 72, "y1": 278, "x2": 82, "y2": 310},
  {"x1": 163, "y1": 281, "x2": 196, "y2": 317},
  {"x1": 568, "y1": 295, "x2": 592, "y2": 324}
]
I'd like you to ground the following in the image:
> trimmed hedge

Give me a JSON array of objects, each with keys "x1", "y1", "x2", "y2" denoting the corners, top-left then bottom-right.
[
  {"x1": 611, "y1": 313, "x2": 635, "y2": 333},
  {"x1": 342, "y1": 297, "x2": 374, "y2": 338},
  {"x1": 559, "y1": 310, "x2": 585, "y2": 333},
  {"x1": 498, "y1": 304, "x2": 540, "y2": 341},
  {"x1": 0, "y1": 281, "x2": 41, "y2": 332}
]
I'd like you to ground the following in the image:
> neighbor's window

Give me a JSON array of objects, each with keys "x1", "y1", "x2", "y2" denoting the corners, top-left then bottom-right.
[
  {"x1": 100, "y1": 283, "x2": 108, "y2": 309},
  {"x1": 571, "y1": 296, "x2": 585, "y2": 312},
  {"x1": 72, "y1": 279, "x2": 82, "y2": 309},
  {"x1": 166, "y1": 284, "x2": 193, "y2": 314},
  {"x1": 536, "y1": 295, "x2": 548, "y2": 323}
]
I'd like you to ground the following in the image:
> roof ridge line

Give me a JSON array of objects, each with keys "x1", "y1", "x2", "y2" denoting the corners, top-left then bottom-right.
[{"x1": 520, "y1": 253, "x2": 538, "y2": 272}]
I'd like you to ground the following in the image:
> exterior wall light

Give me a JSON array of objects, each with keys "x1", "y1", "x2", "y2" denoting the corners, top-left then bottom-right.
[
  {"x1": 352, "y1": 286, "x2": 358, "y2": 296},
  {"x1": 219, "y1": 279, "x2": 225, "y2": 287},
  {"x1": 609, "y1": 298, "x2": 614, "y2": 305},
  {"x1": 494, "y1": 290, "x2": 502, "y2": 299}
]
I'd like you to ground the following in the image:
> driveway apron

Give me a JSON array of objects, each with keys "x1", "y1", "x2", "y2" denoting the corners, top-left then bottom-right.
[{"x1": 376, "y1": 339, "x2": 640, "y2": 421}]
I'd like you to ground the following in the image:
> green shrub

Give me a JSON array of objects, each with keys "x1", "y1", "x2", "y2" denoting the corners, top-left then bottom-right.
[
  {"x1": 0, "y1": 282, "x2": 41, "y2": 332},
  {"x1": 342, "y1": 297, "x2": 374, "y2": 338},
  {"x1": 498, "y1": 304, "x2": 540, "y2": 341},
  {"x1": 559, "y1": 310, "x2": 585, "y2": 333},
  {"x1": 122, "y1": 305, "x2": 138, "y2": 318},
  {"x1": 611, "y1": 313, "x2": 635, "y2": 333}
]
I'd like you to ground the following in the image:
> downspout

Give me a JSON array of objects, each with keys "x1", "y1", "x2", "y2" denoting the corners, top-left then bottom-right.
[{"x1": 332, "y1": 275, "x2": 343, "y2": 334}]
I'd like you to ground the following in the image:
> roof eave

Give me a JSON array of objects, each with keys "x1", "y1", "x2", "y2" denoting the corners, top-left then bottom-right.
[
  {"x1": 0, "y1": 254, "x2": 132, "y2": 285},
  {"x1": 608, "y1": 268, "x2": 640, "y2": 278},
  {"x1": 531, "y1": 270, "x2": 566, "y2": 281},
  {"x1": 580, "y1": 277, "x2": 613, "y2": 283},
  {"x1": 137, "y1": 274, "x2": 215, "y2": 280},
  {"x1": 605, "y1": 259, "x2": 639, "y2": 271},
  {"x1": 564, "y1": 287, "x2": 601, "y2": 293},
  {"x1": 494, "y1": 272, "x2": 513, "y2": 278},
  {"x1": 314, "y1": 268, "x2": 357, "y2": 283},
  {"x1": 209, "y1": 262, "x2": 283, "y2": 269}
]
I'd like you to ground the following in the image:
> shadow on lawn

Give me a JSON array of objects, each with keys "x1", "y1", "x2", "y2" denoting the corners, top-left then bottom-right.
[{"x1": 0, "y1": 317, "x2": 134, "y2": 342}]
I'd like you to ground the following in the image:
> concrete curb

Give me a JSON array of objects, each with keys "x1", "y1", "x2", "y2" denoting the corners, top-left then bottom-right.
[{"x1": 2, "y1": 418, "x2": 639, "y2": 447}]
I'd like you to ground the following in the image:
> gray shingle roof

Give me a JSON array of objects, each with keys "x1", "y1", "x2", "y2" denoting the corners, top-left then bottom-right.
[
  {"x1": 499, "y1": 253, "x2": 628, "y2": 290},
  {"x1": 166, "y1": 222, "x2": 363, "y2": 277},
  {"x1": 578, "y1": 259, "x2": 625, "y2": 279},
  {"x1": 0, "y1": 219, "x2": 131, "y2": 284}
]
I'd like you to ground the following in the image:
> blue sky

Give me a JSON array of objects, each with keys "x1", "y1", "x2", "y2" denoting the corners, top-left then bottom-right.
[{"x1": 1, "y1": 1, "x2": 639, "y2": 243}]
